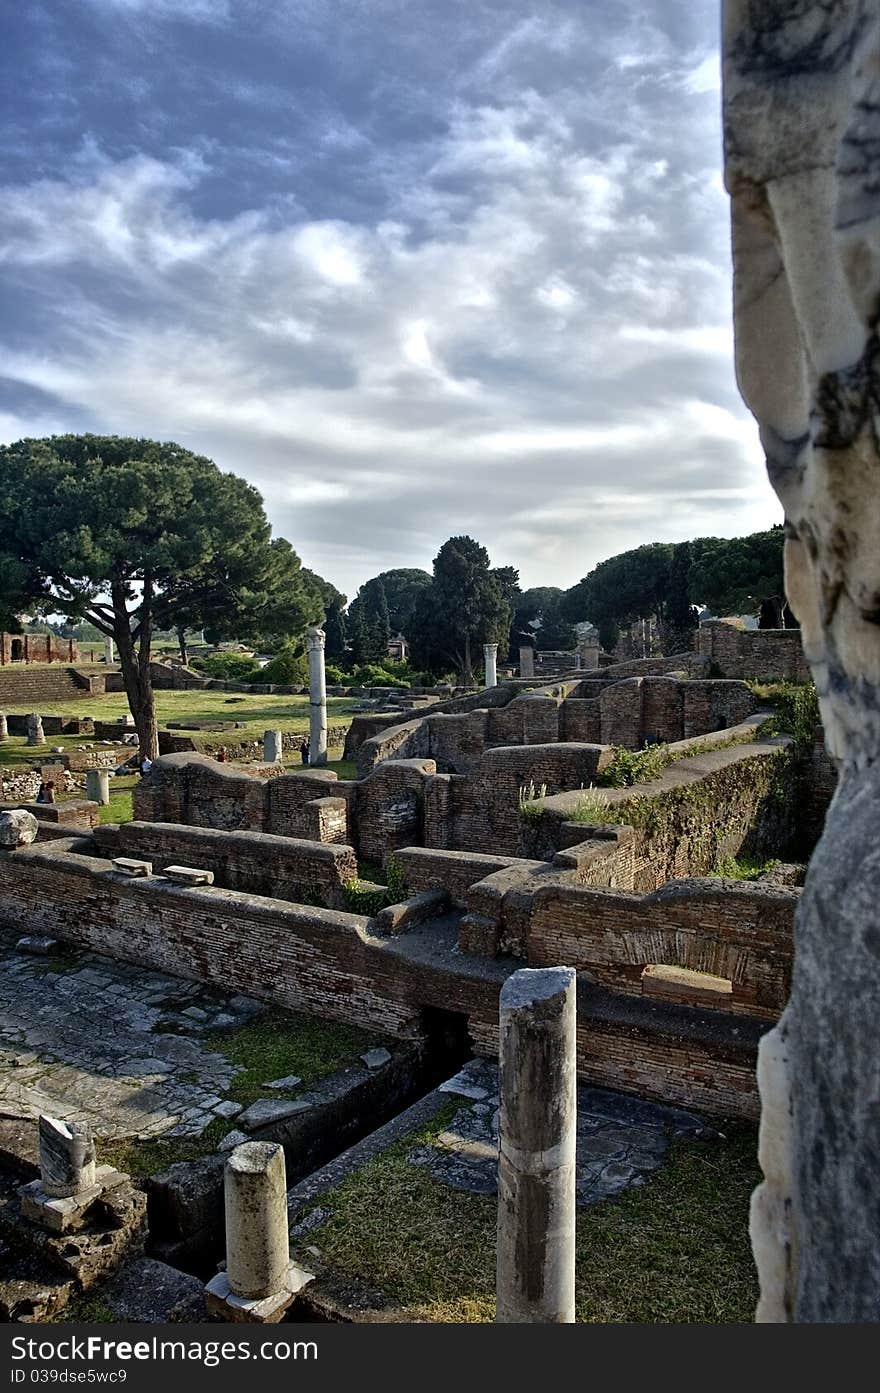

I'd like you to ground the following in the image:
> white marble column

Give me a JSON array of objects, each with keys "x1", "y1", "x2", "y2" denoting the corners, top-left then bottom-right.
[
  {"x1": 104, "y1": 636, "x2": 114, "y2": 664},
  {"x1": 483, "y1": 643, "x2": 498, "y2": 688},
  {"x1": 224, "y1": 1142, "x2": 290, "y2": 1301},
  {"x1": 307, "y1": 626, "x2": 328, "y2": 766}
]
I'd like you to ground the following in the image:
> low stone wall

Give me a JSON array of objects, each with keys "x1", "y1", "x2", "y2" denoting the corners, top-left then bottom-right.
[
  {"x1": 93, "y1": 821, "x2": 358, "y2": 910},
  {"x1": 394, "y1": 847, "x2": 540, "y2": 909},
  {"x1": 697, "y1": 620, "x2": 809, "y2": 683}
]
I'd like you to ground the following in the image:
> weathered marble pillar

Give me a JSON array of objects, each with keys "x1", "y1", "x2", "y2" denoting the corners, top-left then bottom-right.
[
  {"x1": 724, "y1": 1, "x2": 880, "y2": 1320},
  {"x1": 225, "y1": 1141, "x2": 290, "y2": 1301},
  {"x1": 262, "y1": 729, "x2": 283, "y2": 764},
  {"x1": 518, "y1": 644, "x2": 535, "y2": 679},
  {"x1": 496, "y1": 966, "x2": 577, "y2": 1323},
  {"x1": 307, "y1": 627, "x2": 328, "y2": 766},
  {"x1": 104, "y1": 636, "x2": 114, "y2": 664},
  {"x1": 483, "y1": 643, "x2": 498, "y2": 688},
  {"x1": 39, "y1": 1116, "x2": 96, "y2": 1198},
  {"x1": 0, "y1": 711, "x2": 7, "y2": 741},
  {"x1": 26, "y1": 713, "x2": 45, "y2": 746},
  {"x1": 85, "y1": 769, "x2": 110, "y2": 805}
]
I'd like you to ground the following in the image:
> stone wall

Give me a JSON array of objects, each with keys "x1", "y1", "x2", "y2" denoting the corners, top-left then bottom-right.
[
  {"x1": 93, "y1": 820, "x2": 357, "y2": 909},
  {"x1": 697, "y1": 621, "x2": 809, "y2": 683}
]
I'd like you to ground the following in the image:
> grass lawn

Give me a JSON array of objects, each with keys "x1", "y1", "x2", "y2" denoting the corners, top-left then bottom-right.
[
  {"x1": 295, "y1": 1105, "x2": 761, "y2": 1323},
  {"x1": 0, "y1": 686, "x2": 360, "y2": 785}
]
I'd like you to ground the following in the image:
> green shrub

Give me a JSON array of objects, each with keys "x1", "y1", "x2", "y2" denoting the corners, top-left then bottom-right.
[
  {"x1": 193, "y1": 652, "x2": 261, "y2": 681},
  {"x1": 754, "y1": 682, "x2": 819, "y2": 749},
  {"x1": 711, "y1": 855, "x2": 781, "y2": 881},
  {"x1": 260, "y1": 643, "x2": 310, "y2": 685},
  {"x1": 600, "y1": 743, "x2": 670, "y2": 788}
]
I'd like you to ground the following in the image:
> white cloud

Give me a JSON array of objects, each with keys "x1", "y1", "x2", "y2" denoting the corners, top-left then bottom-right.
[{"x1": 0, "y1": 1, "x2": 779, "y2": 596}]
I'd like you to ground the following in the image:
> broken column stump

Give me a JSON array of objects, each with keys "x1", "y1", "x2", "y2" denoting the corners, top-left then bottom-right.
[
  {"x1": 496, "y1": 966, "x2": 577, "y2": 1323},
  {"x1": 205, "y1": 1141, "x2": 313, "y2": 1323}
]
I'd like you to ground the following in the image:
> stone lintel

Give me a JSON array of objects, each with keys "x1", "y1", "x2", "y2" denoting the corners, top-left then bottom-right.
[
  {"x1": 112, "y1": 857, "x2": 152, "y2": 877},
  {"x1": 163, "y1": 865, "x2": 215, "y2": 886}
]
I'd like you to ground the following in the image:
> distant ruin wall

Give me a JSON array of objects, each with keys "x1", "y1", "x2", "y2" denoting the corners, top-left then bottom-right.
[
  {"x1": 697, "y1": 621, "x2": 809, "y2": 683},
  {"x1": 0, "y1": 632, "x2": 79, "y2": 665}
]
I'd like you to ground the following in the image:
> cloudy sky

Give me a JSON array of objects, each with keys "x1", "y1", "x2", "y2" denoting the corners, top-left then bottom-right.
[{"x1": 0, "y1": 0, "x2": 780, "y2": 600}]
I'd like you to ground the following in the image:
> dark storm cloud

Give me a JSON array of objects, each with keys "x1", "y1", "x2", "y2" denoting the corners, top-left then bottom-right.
[{"x1": 0, "y1": 0, "x2": 779, "y2": 595}]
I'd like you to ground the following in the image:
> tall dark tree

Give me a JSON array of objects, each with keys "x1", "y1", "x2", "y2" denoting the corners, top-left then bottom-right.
[
  {"x1": 348, "y1": 568, "x2": 431, "y2": 639},
  {"x1": 409, "y1": 535, "x2": 510, "y2": 684},
  {"x1": 665, "y1": 541, "x2": 698, "y2": 655},
  {"x1": 563, "y1": 543, "x2": 674, "y2": 651},
  {"x1": 349, "y1": 602, "x2": 371, "y2": 667},
  {"x1": 0, "y1": 435, "x2": 317, "y2": 758},
  {"x1": 689, "y1": 527, "x2": 787, "y2": 618},
  {"x1": 512, "y1": 586, "x2": 576, "y2": 655},
  {"x1": 324, "y1": 599, "x2": 347, "y2": 662}
]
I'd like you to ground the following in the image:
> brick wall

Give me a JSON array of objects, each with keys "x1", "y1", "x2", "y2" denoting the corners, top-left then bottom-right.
[
  {"x1": 697, "y1": 621, "x2": 810, "y2": 682},
  {"x1": 531, "y1": 740, "x2": 797, "y2": 890},
  {"x1": 94, "y1": 820, "x2": 357, "y2": 909},
  {"x1": 0, "y1": 841, "x2": 770, "y2": 1119},
  {"x1": 526, "y1": 879, "x2": 795, "y2": 1020}
]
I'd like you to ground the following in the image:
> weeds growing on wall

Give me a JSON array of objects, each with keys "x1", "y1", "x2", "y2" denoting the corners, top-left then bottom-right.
[
  {"x1": 710, "y1": 854, "x2": 781, "y2": 881},
  {"x1": 343, "y1": 854, "x2": 407, "y2": 915},
  {"x1": 569, "y1": 785, "x2": 611, "y2": 823},
  {"x1": 753, "y1": 681, "x2": 819, "y2": 749},
  {"x1": 599, "y1": 743, "x2": 671, "y2": 787},
  {"x1": 518, "y1": 779, "x2": 547, "y2": 824}
]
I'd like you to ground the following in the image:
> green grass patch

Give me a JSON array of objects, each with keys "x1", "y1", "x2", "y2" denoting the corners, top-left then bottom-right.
[
  {"x1": 204, "y1": 1009, "x2": 380, "y2": 1106},
  {"x1": 710, "y1": 855, "x2": 780, "y2": 881},
  {"x1": 99, "y1": 773, "x2": 137, "y2": 824},
  {"x1": 297, "y1": 1110, "x2": 760, "y2": 1323}
]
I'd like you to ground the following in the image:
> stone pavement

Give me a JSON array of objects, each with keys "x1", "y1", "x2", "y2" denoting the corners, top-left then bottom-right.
[
  {"x1": 0, "y1": 930, "x2": 264, "y2": 1141},
  {"x1": 408, "y1": 1059, "x2": 721, "y2": 1205}
]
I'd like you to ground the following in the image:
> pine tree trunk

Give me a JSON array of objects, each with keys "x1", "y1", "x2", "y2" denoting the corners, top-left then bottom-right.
[
  {"x1": 112, "y1": 578, "x2": 159, "y2": 761},
  {"x1": 462, "y1": 633, "x2": 473, "y2": 687}
]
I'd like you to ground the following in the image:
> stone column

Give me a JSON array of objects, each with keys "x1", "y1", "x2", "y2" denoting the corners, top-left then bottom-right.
[
  {"x1": 0, "y1": 711, "x2": 7, "y2": 742},
  {"x1": 262, "y1": 730, "x2": 283, "y2": 764},
  {"x1": 39, "y1": 1115, "x2": 96, "y2": 1198},
  {"x1": 518, "y1": 645, "x2": 535, "y2": 679},
  {"x1": 225, "y1": 1142, "x2": 290, "y2": 1301},
  {"x1": 496, "y1": 966, "x2": 577, "y2": 1323},
  {"x1": 483, "y1": 643, "x2": 498, "y2": 689},
  {"x1": 307, "y1": 626, "x2": 328, "y2": 766},
  {"x1": 104, "y1": 636, "x2": 114, "y2": 664},
  {"x1": 85, "y1": 769, "x2": 110, "y2": 805},
  {"x1": 724, "y1": 2, "x2": 880, "y2": 1320},
  {"x1": 26, "y1": 713, "x2": 45, "y2": 746}
]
